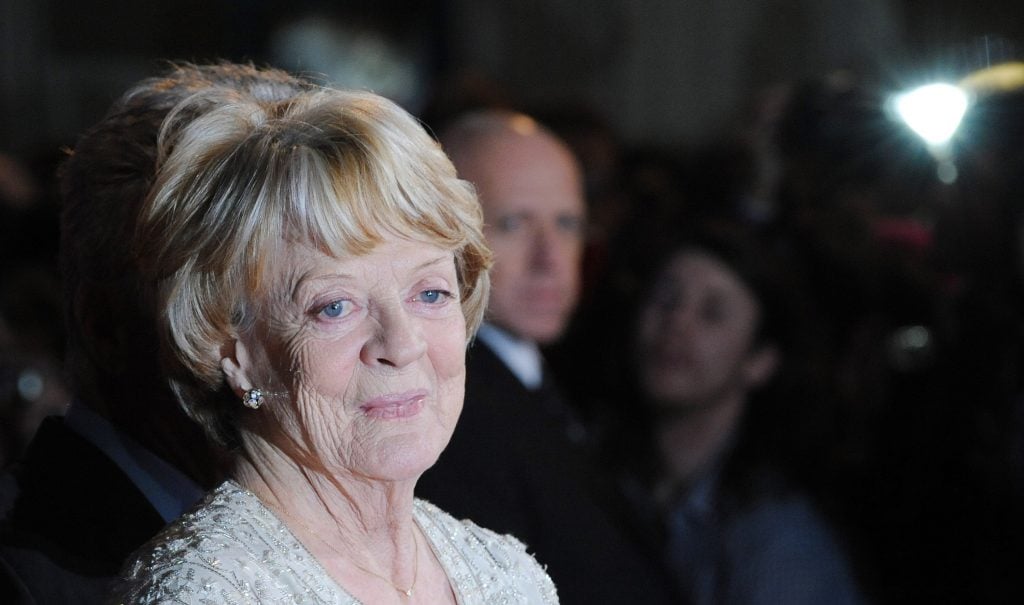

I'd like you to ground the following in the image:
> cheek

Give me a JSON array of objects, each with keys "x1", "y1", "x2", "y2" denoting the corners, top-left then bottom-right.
[
  {"x1": 635, "y1": 309, "x2": 663, "y2": 353},
  {"x1": 429, "y1": 318, "x2": 468, "y2": 382},
  {"x1": 427, "y1": 318, "x2": 467, "y2": 413},
  {"x1": 282, "y1": 335, "x2": 363, "y2": 461},
  {"x1": 287, "y1": 331, "x2": 362, "y2": 400},
  {"x1": 562, "y1": 239, "x2": 585, "y2": 268},
  {"x1": 701, "y1": 331, "x2": 753, "y2": 374}
]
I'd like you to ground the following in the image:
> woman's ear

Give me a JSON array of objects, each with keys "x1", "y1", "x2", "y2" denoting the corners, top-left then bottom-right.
[
  {"x1": 220, "y1": 338, "x2": 255, "y2": 398},
  {"x1": 742, "y1": 343, "x2": 780, "y2": 389}
]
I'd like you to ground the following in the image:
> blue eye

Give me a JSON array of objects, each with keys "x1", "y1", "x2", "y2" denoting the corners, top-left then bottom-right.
[
  {"x1": 417, "y1": 290, "x2": 450, "y2": 304},
  {"x1": 320, "y1": 300, "x2": 348, "y2": 318}
]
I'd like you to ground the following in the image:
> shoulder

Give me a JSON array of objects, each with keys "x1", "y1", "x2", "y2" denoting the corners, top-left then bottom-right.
[
  {"x1": 0, "y1": 417, "x2": 166, "y2": 602},
  {"x1": 414, "y1": 499, "x2": 559, "y2": 604},
  {"x1": 723, "y1": 488, "x2": 841, "y2": 556},
  {"x1": 113, "y1": 481, "x2": 347, "y2": 604},
  {"x1": 718, "y1": 488, "x2": 864, "y2": 605}
]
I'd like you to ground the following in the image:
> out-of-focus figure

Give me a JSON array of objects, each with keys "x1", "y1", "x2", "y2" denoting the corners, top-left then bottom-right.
[{"x1": 418, "y1": 109, "x2": 680, "y2": 605}]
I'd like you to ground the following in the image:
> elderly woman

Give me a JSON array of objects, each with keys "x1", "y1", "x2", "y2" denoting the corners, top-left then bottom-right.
[{"x1": 112, "y1": 75, "x2": 558, "y2": 604}]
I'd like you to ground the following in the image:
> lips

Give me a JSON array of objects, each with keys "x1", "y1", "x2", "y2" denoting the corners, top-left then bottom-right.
[{"x1": 359, "y1": 390, "x2": 427, "y2": 420}]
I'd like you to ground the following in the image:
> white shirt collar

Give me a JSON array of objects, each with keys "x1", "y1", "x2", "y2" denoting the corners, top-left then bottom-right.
[{"x1": 475, "y1": 323, "x2": 544, "y2": 390}]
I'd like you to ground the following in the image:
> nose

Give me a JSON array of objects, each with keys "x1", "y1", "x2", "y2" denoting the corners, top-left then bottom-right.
[
  {"x1": 360, "y1": 303, "x2": 427, "y2": 369},
  {"x1": 530, "y1": 223, "x2": 564, "y2": 273}
]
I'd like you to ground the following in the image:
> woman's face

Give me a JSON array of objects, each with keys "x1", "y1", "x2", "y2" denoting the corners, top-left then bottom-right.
[
  {"x1": 635, "y1": 249, "x2": 764, "y2": 410},
  {"x1": 236, "y1": 236, "x2": 467, "y2": 483}
]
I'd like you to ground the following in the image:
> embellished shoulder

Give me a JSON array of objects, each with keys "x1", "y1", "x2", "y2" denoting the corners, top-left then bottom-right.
[
  {"x1": 111, "y1": 483, "x2": 558, "y2": 604},
  {"x1": 414, "y1": 498, "x2": 560, "y2": 604},
  {"x1": 110, "y1": 481, "x2": 352, "y2": 604}
]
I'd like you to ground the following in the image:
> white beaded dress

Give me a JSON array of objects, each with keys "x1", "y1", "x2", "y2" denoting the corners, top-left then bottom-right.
[{"x1": 111, "y1": 480, "x2": 559, "y2": 604}]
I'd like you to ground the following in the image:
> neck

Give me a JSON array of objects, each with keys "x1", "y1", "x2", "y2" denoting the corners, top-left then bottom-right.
[
  {"x1": 233, "y1": 440, "x2": 417, "y2": 536},
  {"x1": 654, "y1": 391, "x2": 745, "y2": 489},
  {"x1": 232, "y1": 443, "x2": 420, "y2": 598}
]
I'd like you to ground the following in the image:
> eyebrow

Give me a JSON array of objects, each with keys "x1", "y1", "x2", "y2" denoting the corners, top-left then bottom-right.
[
  {"x1": 411, "y1": 253, "x2": 455, "y2": 271},
  {"x1": 289, "y1": 252, "x2": 454, "y2": 301}
]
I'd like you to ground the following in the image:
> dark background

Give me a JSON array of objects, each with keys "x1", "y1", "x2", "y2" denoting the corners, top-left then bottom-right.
[{"x1": 2, "y1": 0, "x2": 1022, "y2": 159}]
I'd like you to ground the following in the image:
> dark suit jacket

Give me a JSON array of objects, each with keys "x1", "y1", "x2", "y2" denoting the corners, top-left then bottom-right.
[
  {"x1": 0, "y1": 417, "x2": 167, "y2": 604},
  {"x1": 418, "y1": 340, "x2": 680, "y2": 604}
]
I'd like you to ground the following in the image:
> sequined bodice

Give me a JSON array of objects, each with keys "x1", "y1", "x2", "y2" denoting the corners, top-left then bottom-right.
[{"x1": 112, "y1": 481, "x2": 559, "y2": 604}]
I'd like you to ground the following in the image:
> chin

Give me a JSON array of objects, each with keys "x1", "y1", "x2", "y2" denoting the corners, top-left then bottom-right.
[
  {"x1": 367, "y1": 432, "x2": 448, "y2": 482},
  {"x1": 645, "y1": 381, "x2": 696, "y2": 409},
  {"x1": 522, "y1": 319, "x2": 570, "y2": 344}
]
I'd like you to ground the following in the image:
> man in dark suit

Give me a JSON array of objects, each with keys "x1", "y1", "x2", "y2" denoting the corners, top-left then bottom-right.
[
  {"x1": 0, "y1": 64, "x2": 313, "y2": 604},
  {"x1": 417, "y1": 110, "x2": 679, "y2": 604}
]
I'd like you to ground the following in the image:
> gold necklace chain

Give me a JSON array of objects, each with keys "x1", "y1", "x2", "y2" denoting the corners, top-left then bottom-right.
[{"x1": 276, "y1": 505, "x2": 420, "y2": 598}]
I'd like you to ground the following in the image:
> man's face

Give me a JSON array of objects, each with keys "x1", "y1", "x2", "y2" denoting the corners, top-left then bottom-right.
[{"x1": 461, "y1": 129, "x2": 586, "y2": 344}]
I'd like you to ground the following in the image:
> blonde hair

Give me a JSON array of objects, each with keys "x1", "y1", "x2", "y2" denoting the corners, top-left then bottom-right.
[{"x1": 137, "y1": 86, "x2": 491, "y2": 445}]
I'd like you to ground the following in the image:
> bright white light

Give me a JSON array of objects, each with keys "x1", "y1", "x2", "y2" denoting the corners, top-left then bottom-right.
[{"x1": 893, "y1": 83, "x2": 969, "y2": 146}]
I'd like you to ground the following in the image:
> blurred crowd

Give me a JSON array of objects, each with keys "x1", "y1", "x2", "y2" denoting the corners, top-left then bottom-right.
[
  {"x1": 3, "y1": 56, "x2": 1024, "y2": 603},
  {"x1": 542, "y1": 67, "x2": 1024, "y2": 603}
]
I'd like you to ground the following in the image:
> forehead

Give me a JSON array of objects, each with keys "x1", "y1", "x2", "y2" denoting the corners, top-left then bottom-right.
[
  {"x1": 270, "y1": 237, "x2": 456, "y2": 290},
  {"x1": 464, "y1": 132, "x2": 584, "y2": 217},
  {"x1": 661, "y1": 251, "x2": 756, "y2": 302}
]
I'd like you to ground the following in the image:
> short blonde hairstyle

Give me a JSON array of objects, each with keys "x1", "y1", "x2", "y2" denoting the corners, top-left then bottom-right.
[{"x1": 137, "y1": 86, "x2": 491, "y2": 446}]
